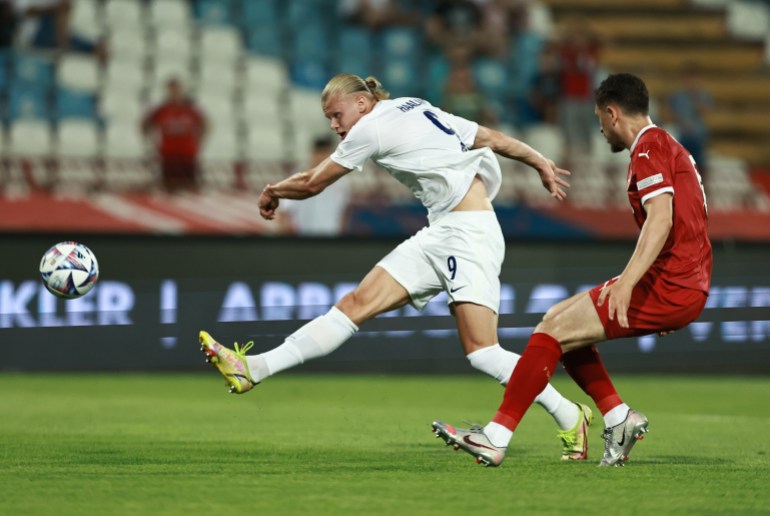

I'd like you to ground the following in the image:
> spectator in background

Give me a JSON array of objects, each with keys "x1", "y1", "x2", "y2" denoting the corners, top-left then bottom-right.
[
  {"x1": 426, "y1": 0, "x2": 507, "y2": 58},
  {"x1": 0, "y1": 0, "x2": 16, "y2": 48},
  {"x1": 142, "y1": 78, "x2": 208, "y2": 194},
  {"x1": 531, "y1": 38, "x2": 561, "y2": 125},
  {"x1": 339, "y1": 0, "x2": 415, "y2": 30},
  {"x1": 557, "y1": 17, "x2": 602, "y2": 163},
  {"x1": 280, "y1": 135, "x2": 352, "y2": 236},
  {"x1": 442, "y1": 55, "x2": 497, "y2": 126},
  {"x1": 668, "y1": 64, "x2": 712, "y2": 174},
  {"x1": 11, "y1": 0, "x2": 106, "y2": 59}
]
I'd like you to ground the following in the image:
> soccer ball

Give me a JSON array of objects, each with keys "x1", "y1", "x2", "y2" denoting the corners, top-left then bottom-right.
[{"x1": 39, "y1": 241, "x2": 100, "y2": 299}]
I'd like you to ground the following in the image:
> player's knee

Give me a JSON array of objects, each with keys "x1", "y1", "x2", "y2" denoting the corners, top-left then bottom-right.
[{"x1": 335, "y1": 289, "x2": 379, "y2": 324}]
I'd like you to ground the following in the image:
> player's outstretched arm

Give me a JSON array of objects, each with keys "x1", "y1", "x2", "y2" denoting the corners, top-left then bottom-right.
[
  {"x1": 472, "y1": 125, "x2": 571, "y2": 201},
  {"x1": 259, "y1": 158, "x2": 352, "y2": 220}
]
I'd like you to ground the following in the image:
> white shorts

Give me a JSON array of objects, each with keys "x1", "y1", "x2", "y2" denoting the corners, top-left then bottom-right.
[{"x1": 377, "y1": 211, "x2": 505, "y2": 313}]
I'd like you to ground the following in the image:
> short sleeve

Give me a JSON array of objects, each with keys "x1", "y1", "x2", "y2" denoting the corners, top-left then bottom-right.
[
  {"x1": 330, "y1": 118, "x2": 379, "y2": 172},
  {"x1": 633, "y1": 141, "x2": 675, "y2": 206}
]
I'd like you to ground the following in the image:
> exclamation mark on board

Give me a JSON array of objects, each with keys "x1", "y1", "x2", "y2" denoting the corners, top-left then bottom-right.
[{"x1": 160, "y1": 279, "x2": 177, "y2": 349}]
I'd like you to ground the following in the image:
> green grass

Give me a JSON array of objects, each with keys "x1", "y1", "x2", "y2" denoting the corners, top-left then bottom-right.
[{"x1": 1, "y1": 374, "x2": 768, "y2": 515}]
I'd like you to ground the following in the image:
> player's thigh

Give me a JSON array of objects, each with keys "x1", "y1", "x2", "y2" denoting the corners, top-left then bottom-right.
[
  {"x1": 335, "y1": 265, "x2": 412, "y2": 326},
  {"x1": 536, "y1": 291, "x2": 607, "y2": 352},
  {"x1": 453, "y1": 302, "x2": 499, "y2": 354}
]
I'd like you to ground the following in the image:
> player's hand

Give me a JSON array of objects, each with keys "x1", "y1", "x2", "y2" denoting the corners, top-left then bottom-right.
[
  {"x1": 537, "y1": 158, "x2": 571, "y2": 201},
  {"x1": 597, "y1": 278, "x2": 633, "y2": 328},
  {"x1": 258, "y1": 185, "x2": 280, "y2": 220}
]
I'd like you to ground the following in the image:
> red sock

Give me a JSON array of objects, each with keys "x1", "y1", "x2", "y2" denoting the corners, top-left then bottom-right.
[
  {"x1": 492, "y1": 333, "x2": 562, "y2": 431},
  {"x1": 561, "y1": 345, "x2": 623, "y2": 415}
]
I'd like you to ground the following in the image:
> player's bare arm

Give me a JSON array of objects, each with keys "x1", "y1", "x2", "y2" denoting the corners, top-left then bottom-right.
[
  {"x1": 598, "y1": 193, "x2": 673, "y2": 327},
  {"x1": 259, "y1": 158, "x2": 352, "y2": 220},
  {"x1": 472, "y1": 125, "x2": 571, "y2": 201}
]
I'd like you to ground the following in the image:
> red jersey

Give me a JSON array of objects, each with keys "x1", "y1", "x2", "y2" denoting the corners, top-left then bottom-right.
[
  {"x1": 627, "y1": 125, "x2": 712, "y2": 294},
  {"x1": 145, "y1": 100, "x2": 205, "y2": 157}
]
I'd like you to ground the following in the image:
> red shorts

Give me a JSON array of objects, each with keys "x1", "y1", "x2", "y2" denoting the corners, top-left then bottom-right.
[{"x1": 589, "y1": 273, "x2": 708, "y2": 340}]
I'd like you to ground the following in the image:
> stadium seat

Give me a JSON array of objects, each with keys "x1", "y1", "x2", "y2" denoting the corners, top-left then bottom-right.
[
  {"x1": 336, "y1": 26, "x2": 372, "y2": 75},
  {"x1": 241, "y1": 0, "x2": 280, "y2": 27},
  {"x1": 150, "y1": 60, "x2": 194, "y2": 96},
  {"x1": 245, "y1": 25, "x2": 284, "y2": 58},
  {"x1": 202, "y1": 125, "x2": 240, "y2": 161},
  {"x1": 104, "y1": 0, "x2": 145, "y2": 29},
  {"x1": 727, "y1": 1, "x2": 770, "y2": 40},
  {"x1": 107, "y1": 27, "x2": 149, "y2": 65},
  {"x1": 379, "y1": 57, "x2": 421, "y2": 98},
  {"x1": 0, "y1": 51, "x2": 9, "y2": 91},
  {"x1": 104, "y1": 60, "x2": 148, "y2": 96},
  {"x1": 154, "y1": 29, "x2": 194, "y2": 64},
  {"x1": 200, "y1": 27, "x2": 243, "y2": 65},
  {"x1": 8, "y1": 120, "x2": 53, "y2": 156},
  {"x1": 99, "y1": 88, "x2": 143, "y2": 125},
  {"x1": 54, "y1": 88, "x2": 98, "y2": 120},
  {"x1": 244, "y1": 56, "x2": 288, "y2": 95},
  {"x1": 241, "y1": 97, "x2": 283, "y2": 129},
  {"x1": 70, "y1": 0, "x2": 102, "y2": 38},
  {"x1": 473, "y1": 58, "x2": 508, "y2": 99},
  {"x1": 198, "y1": 92, "x2": 236, "y2": 126},
  {"x1": 13, "y1": 53, "x2": 54, "y2": 90},
  {"x1": 197, "y1": 61, "x2": 239, "y2": 98},
  {"x1": 379, "y1": 27, "x2": 421, "y2": 58},
  {"x1": 56, "y1": 119, "x2": 100, "y2": 158},
  {"x1": 522, "y1": 123, "x2": 565, "y2": 164},
  {"x1": 7, "y1": 86, "x2": 49, "y2": 120},
  {"x1": 245, "y1": 124, "x2": 287, "y2": 162},
  {"x1": 290, "y1": 60, "x2": 330, "y2": 91},
  {"x1": 150, "y1": 0, "x2": 192, "y2": 30},
  {"x1": 104, "y1": 121, "x2": 146, "y2": 159},
  {"x1": 291, "y1": 23, "x2": 329, "y2": 62},
  {"x1": 194, "y1": 0, "x2": 235, "y2": 25},
  {"x1": 57, "y1": 55, "x2": 101, "y2": 92}
]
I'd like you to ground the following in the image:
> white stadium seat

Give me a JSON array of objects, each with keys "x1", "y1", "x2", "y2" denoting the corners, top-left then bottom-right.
[
  {"x1": 100, "y1": 89, "x2": 144, "y2": 125},
  {"x1": 57, "y1": 55, "x2": 101, "y2": 92},
  {"x1": 199, "y1": 27, "x2": 242, "y2": 64},
  {"x1": 245, "y1": 125, "x2": 286, "y2": 162},
  {"x1": 288, "y1": 89, "x2": 327, "y2": 135},
  {"x1": 154, "y1": 30, "x2": 194, "y2": 63},
  {"x1": 104, "y1": 59, "x2": 148, "y2": 96},
  {"x1": 150, "y1": 0, "x2": 191, "y2": 29},
  {"x1": 244, "y1": 56, "x2": 289, "y2": 95},
  {"x1": 202, "y1": 127, "x2": 240, "y2": 161},
  {"x1": 9, "y1": 120, "x2": 53, "y2": 157},
  {"x1": 104, "y1": 122, "x2": 146, "y2": 159},
  {"x1": 197, "y1": 61, "x2": 239, "y2": 99},
  {"x1": 71, "y1": 0, "x2": 102, "y2": 38},
  {"x1": 104, "y1": 0, "x2": 145, "y2": 29},
  {"x1": 108, "y1": 27, "x2": 149, "y2": 64},
  {"x1": 57, "y1": 120, "x2": 100, "y2": 158}
]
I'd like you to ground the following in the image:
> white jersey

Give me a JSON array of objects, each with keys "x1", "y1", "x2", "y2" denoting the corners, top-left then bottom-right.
[{"x1": 330, "y1": 97, "x2": 502, "y2": 224}]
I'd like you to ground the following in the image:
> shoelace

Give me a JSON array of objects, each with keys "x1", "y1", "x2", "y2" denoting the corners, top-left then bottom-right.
[{"x1": 233, "y1": 341, "x2": 254, "y2": 356}]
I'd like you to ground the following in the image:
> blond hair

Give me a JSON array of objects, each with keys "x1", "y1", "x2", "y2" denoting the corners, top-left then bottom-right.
[{"x1": 321, "y1": 73, "x2": 390, "y2": 103}]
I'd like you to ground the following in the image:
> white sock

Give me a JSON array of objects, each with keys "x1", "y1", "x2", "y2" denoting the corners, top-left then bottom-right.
[
  {"x1": 604, "y1": 403, "x2": 630, "y2": 428},
  {"x1": 246, "y1": 307, "x2": 358, "y2": 382},
  {"x1": 483, "y1": 422, "x2": 513, "y2": 448},
  {"x1": 466, "y1": 344, "x2": 579, "y2": 430}
]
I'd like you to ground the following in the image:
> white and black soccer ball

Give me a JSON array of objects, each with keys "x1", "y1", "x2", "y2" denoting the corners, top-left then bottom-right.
[{"x1": 39, "y1": 241, "x2": 100, "y2": 299}]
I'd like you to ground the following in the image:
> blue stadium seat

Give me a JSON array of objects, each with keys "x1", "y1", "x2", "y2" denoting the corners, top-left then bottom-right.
[
  {"x1": 195, "y1": 0, "x2": 235, "y2": 25},
  {"x1": 335, "y1": 53, "x2": 371, "y2": 78},
  {"x1": 290, "y1": 60, "x2": 330, "y2": 90},
  {"x1": 379, "y1": 57, "x2": 422, "y2": 98},
  {"x1": 246, "y1": 25, "x2": 283, "y2": 58},
  {"x1": 338, "y1": 26, "x2": 373, "y2": 62},
  {"x1": 13, "y1": 52, "x2": 54, "y2": 90},
  {"x1": 241, "y1": 0, "x2": 280, "y2": 27},
  {"x1": 54, "y1": 88, "x2": 97, "y2": 120},
  {"x1": 508, "y1": 31, "x2": 544, "y2": 98},
  {"x1": 6, "y1": 86, "x2": 49, "y2": 120},
  {"x1": 378, "y1": 27, "x2": 422, "y2": 58},
  {"x1": 473, "y1": 58, "x2": 508, "y2": 99},
  {"x1": 285, "y1": 0, "x2": 335, "y2": 27},
  {"x1": 291, "y1": 23, "x2": 329, "y2": 61},
  {"x1": 0, "y1": 51, "x2": 9, "y2": 92}
]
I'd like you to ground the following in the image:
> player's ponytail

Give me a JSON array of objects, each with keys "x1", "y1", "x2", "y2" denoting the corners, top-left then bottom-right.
[{"x1": 321, "y1": 73, "x2": 390, "y2": 103}]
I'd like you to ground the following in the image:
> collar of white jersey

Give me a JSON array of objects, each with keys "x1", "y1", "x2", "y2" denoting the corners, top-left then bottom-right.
[{"x1": 630, "y1": 123, "x2": 657, "y2": 153}]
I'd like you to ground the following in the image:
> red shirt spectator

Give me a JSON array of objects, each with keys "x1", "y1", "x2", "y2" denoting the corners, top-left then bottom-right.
[{"x1": 142, "y1": 78, "x2": 207, "y2": 192}]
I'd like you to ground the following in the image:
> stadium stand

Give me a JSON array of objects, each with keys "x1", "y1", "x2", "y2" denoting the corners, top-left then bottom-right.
[{"x1": 1, "y1": 0, "x2": 770, "y2": 234}]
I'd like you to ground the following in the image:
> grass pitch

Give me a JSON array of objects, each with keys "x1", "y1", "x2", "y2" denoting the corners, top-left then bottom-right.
[{"x1": 1, "y1": 373, "x2": 768, "y2": 515}]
